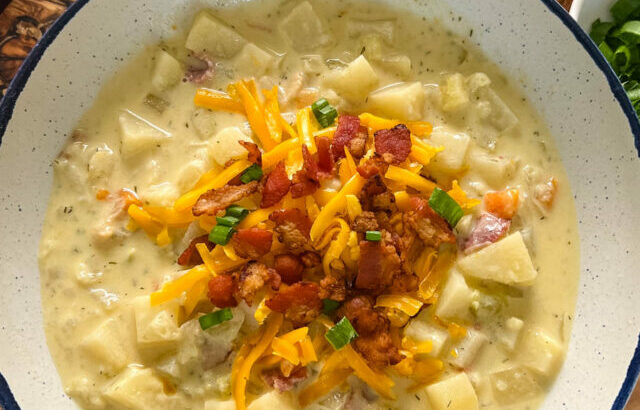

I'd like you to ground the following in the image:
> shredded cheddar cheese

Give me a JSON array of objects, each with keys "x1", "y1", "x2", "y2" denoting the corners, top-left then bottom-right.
[
  {"x1": 385, "y1": 165, "x2": 437, "y2": 193},
  {"x1": 150, "y1": 265, "x2": 210, "y2": 306},
  {"x1": 448, "y1": 180, "x2": 481, "y2": 209}
]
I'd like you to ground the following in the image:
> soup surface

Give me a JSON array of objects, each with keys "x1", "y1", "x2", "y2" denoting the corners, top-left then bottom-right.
[{"x1": 39, "y1": 1, "x2": 580, "y2": 409}]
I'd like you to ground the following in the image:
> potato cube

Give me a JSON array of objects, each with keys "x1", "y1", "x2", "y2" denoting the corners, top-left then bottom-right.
[
  {"x1": 519, "y1": 328, "x2": 564, "y2": 377},
  {"x1": 247, "y1": 391, "x2": 296, "y2": 410},
  {"x1": 457, "y1": 232, "x2": 537, "y2": 286},
  {"x1": 176, "y1": 159, "x2": 210, "y2": 192},
  {"x1": 448, "y1": 328, "x2": 487, "y2": 368},
  {"x1": 426, "y1": 372, "x2": 479, "y2": 410},
  {"x1": 499, "y1": 317, "x2": 524, "y2": 351},
  {"x1": 234, "y1": 43, "x2": 275, "y2": 77},
  {"x1": 436, "y1": 270, "x2": 475, "y2": 322},
  {"x1": 428, "y1": 129, "x2": 471, "y2": 173},
  {"x1": 404, "y1": 311, "x2": 450, "y2": 357},
  {"x1": 186, "y1": 11, "x2": 246, "y2": 58},
  {"x1": 490, "y1": 366, "x2": 541, "y2": 404},
  {"x1": 119, "y1": 111, "x2": 170, "y2": 158},
  {"x1": 379, "y1": 54, "x2": 412, "y2": 79},
  {"x1": 278, "y1": 2, "x2": 331, "y2": 52},
  {"x1": 103, "y1": 367, "x2": 176, "y2": 410},
  {"x1": 478, "y1": 87, "x2": 518, "y2": 131},
  {"x1": 205, "y1": 399, "x2": 236, "y2": 410},
  {"x1": 325, "y1": 55, "x2": 379, "y2": 103},
  {"x1": 151, "y1": 50, "x2": 183, "y2": 92},
  {"x1": 468, "y1": 150, "x2": 516, "y2": 189},
  {"x1": 209, "y1": 126, "x2": 256, "y2": 167},
  {"x1": 132, "y1": 296, "x2": 181, "y2": 357},
  {"x1": 81, "y1": 313, "x2": 137, "y2": 371},
  {"x1": 367, "y1": 81, "x2": 424, "y2": 121},
  {"x1": 347, "y1": 19, "x2": 396, "y2": 43},
  {"x1": 140, "y1": 182, "x2": 179, "y2": 207},
  {"x1": 88, "y1": 148, "x2": 115, "y2": 183},
  {"x1": 442, "y1": 73, "x2": 469, "y2": 112}
]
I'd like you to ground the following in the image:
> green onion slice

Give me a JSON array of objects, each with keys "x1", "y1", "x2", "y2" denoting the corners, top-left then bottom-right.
[
  {"x1": 325, "y1": 317, "x2": 359, "y2": 350},
  {"x1": 240, "y1": 164, "x2": 263, "y2": 184},
  {"x1": 322, "y1": 299, "x2": 341, "y2": 315},
  {"x1": 428, "y1": 187, "x2": 464, "y2": 228},
  {"x1": 611, "y1": 0, "x2": 640, "y2": 23},
  {"x1": 311, "y1": 98, "x2": 338, "y2": 128},
  {"x1": 199, "y1": 308, "x2": 233, "y2": 330},
  {"x1": 365, "y1": 230, "x2": 382, "y2": 242},
  {"x1": 209, "y1": 224, "x2": 235, "y2": 245},
  {"x1": 226, "y1": 205, "x2": 249, "y2": 220}
]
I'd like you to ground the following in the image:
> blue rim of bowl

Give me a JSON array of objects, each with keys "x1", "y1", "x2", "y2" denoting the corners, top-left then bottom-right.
[{"x1": 0, "y1": 0, "x2": 639, "y2": 409}]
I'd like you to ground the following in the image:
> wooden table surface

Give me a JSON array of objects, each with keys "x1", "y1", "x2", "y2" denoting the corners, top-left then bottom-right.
[{"x1": 0, "y1": 0, "x2": 638, "y2": 408}]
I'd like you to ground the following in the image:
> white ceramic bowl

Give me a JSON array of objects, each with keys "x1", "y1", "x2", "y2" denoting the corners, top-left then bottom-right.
[{"x1": 0, "y1": 0, "x2": 639, "y2": 409}]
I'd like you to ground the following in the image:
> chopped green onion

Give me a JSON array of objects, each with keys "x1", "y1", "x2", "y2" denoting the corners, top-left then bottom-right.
[
  {"x1": 209, "y1": 224, "x2": 235, "y2": 245},
  {"x1": 199, "y1": 308, "x2": 233, "y2": 330},
  {"x1": 610, "y1": 0, "x2": 640, "y2": 23},
  {"x1": 226, "y1": 205, "x2": 249, "y2": 220},
  {"x1": 590, "y1": 19, "x2": 616, "y2": 44},
  {"x1": 322, "y1": 299, "x2": 341, "y2": 315},
  {"x1": 240, "y1": 164, "x2": 263, "y2": 184},
  {"x1": 325, "y1": 317, "x2": 358, "y2": 350},
  {"x1": 311, "y1": 98, "x2": 338, "y2": 128},
  {"x1": 428, "y1": 187, "x2": 464, "y2": 228},
  {"x1": 365, "y1": 230, "x2": 382, "y2": 242},
  {"x1": 216, "y1": 215, "x2": 240, "y2": 227}
]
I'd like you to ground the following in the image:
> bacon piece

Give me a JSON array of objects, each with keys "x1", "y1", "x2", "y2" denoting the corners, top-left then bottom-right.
[
  {"x1": 315, "y1": 136, "x2": 334, "y2": 175},
  {"x1": 270, "y1": 209, "x2": 312, "y2": 252},
  {"x1": 238, "y1": 141, "x2": 262, "y2": 166},
  {"x1": 262, "y1": 367, "x2": 308, "y2": 392},
  {"x1": 339, "y1": 296, "x2": 402, "y2": 369},
  {"x1": 291, "y1": 145, "x2": 320, "y2": 198},
  {"x1": 319, "y1": 275, "x2": 347, "y2": 301},
  {"x1": 193, "y1": 181, "x2": 259, "y2": 216},
  {"x1": 360, "y1": 174, "x2": 390, "y2": 211},
  {"x1": 231, "y1": 228, "x2": 273, "y2": 259},
  {"x1": 464, "y1": 212, "x2": 511, "y2": 254},
  {"x1": 351, "y1": 211, "x2": 379, "y2": 233},
  {"x1": 389, "y1": 273, "x2": 419, "y2": 293},
  {"x1": 208, "y1": 275, "x2": 237, "y2": 308},
  {"x1": 299, "y1": 251, "x2": 321, "y2": 268},
  {"x1": 355, "y1": 235, "x2": 401, "y2": 292},
  {"x1": 356, "y1": 156, "x2": 388, "y2": 178},
  {"x1": 178, "y1": 234, "x2": 214, "y2": 266},
  {"x1": 235, "y1": 262, "x2": 281, "y2": 305},
  {"x1": 274, "y1": 254, "x2": 304, "y2": 285},
  {"x1": 374, "y1": 124, "x2": 412, "y2": 164},
  {"x1": 348, "y1": 126, "x2": 368, "y2": 158},
  {"x1": 265, "y1": 282, "x2": 322, "y2": 325},
  {"x1": 261, "y1": 161, "x2": 291, "y2": 208},
  {"x1": 406, "y1": 197, "x2": 456, "y2": 248},
  {"x1": 331, "y1": 115, "x2": 361, "y2": 161}
]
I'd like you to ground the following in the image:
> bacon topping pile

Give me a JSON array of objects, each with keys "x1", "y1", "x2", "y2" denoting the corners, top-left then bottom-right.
[
  {"x1": 274, "y1": 254, "x2": 304, "y2": 285},
  {"x1": 235, "y1": 261, "x2": 280, "y2": 305},
  {"x1": 374, "y1": 124, "x2": 412, "y2": 164},
  {"x1": 231, "y1": 228, "x2": 273, "y2": 259},
  {"x1": 331, "y1": 115, "x2": 367, "y2": 161},
  {"x1": 266, "y1": 282, "x2": 322, "y2": 325},
  {"x1": 208, "y1": 275, "x2": 237, "y2": 308},
  {"x1": 261, "y1": 161, "x2": 291, "y2": 208},
  {"x1": 270, "y1": 208, "x2": 313, "y2": 253}
]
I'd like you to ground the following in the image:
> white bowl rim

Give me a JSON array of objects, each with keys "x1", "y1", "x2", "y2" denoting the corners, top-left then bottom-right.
[{"x1": 0, "y1": 0, "x2": 638, "y2": 409}]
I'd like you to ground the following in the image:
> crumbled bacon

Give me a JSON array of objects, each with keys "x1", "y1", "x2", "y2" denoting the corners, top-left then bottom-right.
[
  {"x1": 238, "y1": 141, "x2": 262, "y2": 166},
  {"x1": 348, "y1": 127, "x2": 368, "y2": 158},
  {"x1": 291, "y1": 145, "x2": 319, "y2": 198},
  {"x1": 406, "y1": 197, "x2": 456, "y2": 248},
  {"x1": 262, "y1": 367, "x2": 308, "y2": 392},
  {"x1": 315, "y1": 136, "x2": 334, "y2": 175},
  {"x1": 266, "y1": 282, "x2": 322, "y2": 325},
  {"x1": 261, "y1": 161, "x2": 291, "y2": 208},
  {"x1": 299, "y1": 251, "x2": 322, "y2": 268},
  {"x1": 356, "y1": 156, "x2": 389, "y2": 178},
  {"x1": 270, "y1": 209, "x2": 312, "y2": 252},
  {"x1": 331, "y1": 115, "x2": 361, "y2": 161},
  {"x1": 374, "y1": 124, "x2": 412, "y2": 164},
  {"x1": 208, "y1": 275, "x2": 237, "y2": 308},
  {"x1": 231, "y1": 228, "x2": 273, "y2": 259},
  {"x1": 192, "y1": 181, "x2": 259, "y2": 216},
  {"x1": 389, "y1": 273, "x2": 419, "y2": 293},
  {"x1": 235, "y1": 262, "x2": 281, "y2": 305},
  {"x1": 351, "y1": 211, "x2": 379, "y2": 233},
  {"x1": 360, "y1": 174, "x2": 391, "y2": 211},
  {"x1": 339, "y1": 296, "x2": 402, "y2": 369},
  {"x1": 319, "y1": 275, "x2": 347, "y2": 301},
  {"x1": 274, "y1": 254, "x2": 304, "y2": 284},
  {"x1": 464, "y1": 212, "x2": 511, "y2": 254},
  {"x1": 355, "y1": 235, "x2": 401, "y2": 292},
  {"x1": 178, "y1": 234, "x2": 214, "y2": 266}
]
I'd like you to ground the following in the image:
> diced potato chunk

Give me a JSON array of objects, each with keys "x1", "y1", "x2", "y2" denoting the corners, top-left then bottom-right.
[
  {"x1": 140, "y1": 182, "x2": 179, "y2": 207},
  {"x1": 80, "y1": 312, "x2": 137, "y2": 371},
  {"x1": 176, "y1": 159, "x2": 210, "y2": 192},
  {"x1": 347, "y1": 19, "x2": 396, "y2": 43},
  {"x1": 88, "y1": 148, "x2": 115, "y2": 183},
  {"x1": 234, "y1": 43, "x2": 275, "y2": 77},
  {"x1": 205, "y1": 399, "x2": 236, "y2": 410},
  {"x1": 436, "y1": 270, "x2": 474, "y2": 322},
  {"x1": 103, "y1": 367, "x2": 176, "y2": 410},
  {"x1": 468, "y1": 150, "x2": 516, "y2": 189},
  {"x1": 324, "y1": 55, "x2": 379, "y2": 103},
  {"x1": 247, "y1": 391, "x2": 296, "y2": 410},
  {"x1": 442, "y1": 73, "x2": 469, "y2": 112},
  {"x1": 379, "y1": 54, "x2": 412, "y2": 78},
  {"x1": 426, "y1": 372, "x2": 479, "y2": 410},
  {"x1": 448, "y1": 328, "x2": 487, "y2": 368},
  {"x1": 457, "y1": 232, "x2": 537, "y2": 286},
  {"x1": 278, "y1": 2, "x2": 331, "y2": 52},
  {"x1": 404, "y1": 311, "x2": 449, "y2": 357},
  {"x1": 428, "y1": 129, "x2": 471, "y2": 173},
  {"x1": 499, "y1": 317, "x2": 524, "y2": 351},
  {"x1": 209, "y1": 126, "x2": 255, "y2": 167},
  {"x1": 519, "y1": 328, "x2": 564, "y2": 377},
  {"x1": 368, "y1": 81, "x2": 424, "y2": 121},
  {"x1": 119, "y1": 111, "x2": 170, "y2": 158},
  {"x1": 186, "y1": 11, "x2": 246, "y2": 58},
  {"x1": 478, "y1": 87, "x2": 518, "y2": 131},
  {"x1": 132, "y1": 296, "x2": 181, "y2": 357},
  {"x1": 490, "y1": 366, "x2": 541, "y2": 404},
  {"x1": 151, "y1": 50, "x2": 183, "y2": 92}
]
